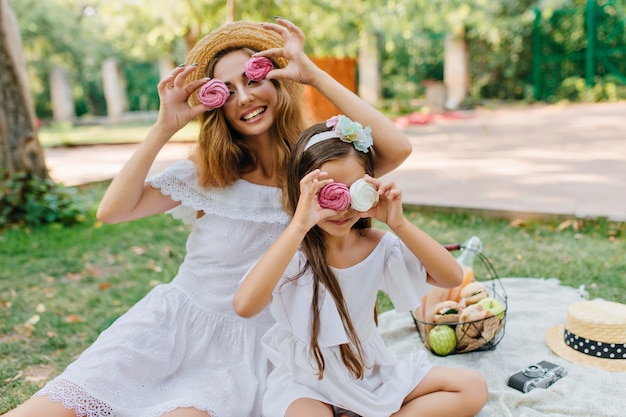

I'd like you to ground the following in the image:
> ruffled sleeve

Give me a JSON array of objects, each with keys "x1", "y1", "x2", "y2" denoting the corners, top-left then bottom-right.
[
  {"x1": 147, "y1": 159, "x2": 290, "y2": 225},
  {"x1": 147, "y1": 159, "x2": 202, "y2": 224},
  {"x1": 380, "y1": 234, "x2": 432, "y2": 313},
  {"x1": 270, "y1": 251, "x2": 350, "y2": 348}
]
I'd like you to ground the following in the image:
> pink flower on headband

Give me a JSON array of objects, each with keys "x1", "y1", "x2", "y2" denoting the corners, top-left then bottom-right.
[
  {"x1": 245, "y1": 56, "x2": 274, "y2": 81},
  {"x1": 326, "y1": 115, "x2": 373, "y2": 153},
  {"x1": 318, "y1": 183, "x2": 351, "y2": 211},
  {"x1": 198, "y1": 79, "x2": 229, "y2": 109}
]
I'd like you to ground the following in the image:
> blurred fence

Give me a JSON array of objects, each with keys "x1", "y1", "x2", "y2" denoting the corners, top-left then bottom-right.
[
  {"x1": 304, "y1": 57, "x2": 357, "y2": 122},
  {"x1": 532, "y1": 0, "x2": 626, "y2": 100}
]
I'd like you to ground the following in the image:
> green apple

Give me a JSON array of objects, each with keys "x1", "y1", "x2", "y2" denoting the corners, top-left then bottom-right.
[
  {"x1": 477, "y1": 297, "x2": 505, "y2": 320},
  {"x1": 428, "y1": 325, "x2": 457, "y2": 356}
]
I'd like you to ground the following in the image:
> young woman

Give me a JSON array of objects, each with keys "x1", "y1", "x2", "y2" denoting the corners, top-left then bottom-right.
[
  {"x1": 5, "y1": 18, "x2": 411, "y2": 417},
  {"x1": 233, "y1": 116, "x2": 489, "y2": 417}
]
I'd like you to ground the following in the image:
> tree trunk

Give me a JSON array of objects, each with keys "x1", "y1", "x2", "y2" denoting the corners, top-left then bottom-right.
[
  {"x1": 227, "y1": 0, "x2": 236, "y2": 22},
  {"x1": 0, "y1": 0, "x2": 48, "y2": 178}
]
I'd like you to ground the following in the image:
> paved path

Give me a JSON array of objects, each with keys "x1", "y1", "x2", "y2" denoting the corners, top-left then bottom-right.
[{"x1": 44, "y1": 101, "x2": 626, "y2": 221}]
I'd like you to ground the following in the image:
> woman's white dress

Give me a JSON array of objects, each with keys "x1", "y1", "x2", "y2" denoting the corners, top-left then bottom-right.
[
  {"x1": 259, "y1": 232, "x2": 434, "y2": 417},
  {"x1": 35, "y1": 160, "x2": 288, "y2": 417}
]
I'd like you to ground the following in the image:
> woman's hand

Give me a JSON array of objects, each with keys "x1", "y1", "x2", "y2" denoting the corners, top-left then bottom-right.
[
  {"x1": 155, "y1": 65, "x2": 208, "y2": 136},
  {"x1": 360, "y1": 175, "x2": 406, "y2": 230},
  {"x1": 256, "y1": 18, "x2": 323, "y2": 86},
  {"x1": 292, "y1": 169, "x2": 335, "y2": 231}
]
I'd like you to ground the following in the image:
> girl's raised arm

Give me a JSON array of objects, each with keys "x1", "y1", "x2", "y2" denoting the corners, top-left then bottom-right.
[
  {"x1": 233, "y1": 169, "x2": 333, "y2": 317},
  {"x1": 232, "y1": 221, "x2": 306, "y2": 318},
  {"x1": 365, "y1": 176, "x2": 463, "y2": 289}
]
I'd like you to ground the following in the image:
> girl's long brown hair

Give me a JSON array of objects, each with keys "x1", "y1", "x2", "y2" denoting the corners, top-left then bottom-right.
[
  {"x1": 286, "y1": 122, "x2": 375, "y2": 379},
  {"x1": 191, "y1": 47, "x2": 308, "y2": 194}
]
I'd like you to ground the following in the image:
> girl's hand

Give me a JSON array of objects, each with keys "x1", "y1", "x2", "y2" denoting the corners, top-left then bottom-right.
[
  {"x1": 360, "y1": 175, "x2": 405, "y2": 230},
  {"x1": 156, "y1": 65, "x2": 208, "y2": 136},
  {"x1": 292, "y1": 169, "x2": 336, "y2": 230},
  {"x1": 255, "y1": 18, "x2": 322, "y2": 86}
]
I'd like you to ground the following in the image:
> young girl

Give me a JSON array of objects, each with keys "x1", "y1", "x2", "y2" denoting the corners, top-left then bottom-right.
[
  {"x1": 6, "y1": 19, "x2": 411, "y2": 417},
  {"x1": 233, "y1": 116, "x2": 489, "y2": 417}
]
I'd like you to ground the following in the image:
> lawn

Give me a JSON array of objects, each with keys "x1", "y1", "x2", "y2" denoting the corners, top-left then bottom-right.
[
  {"x1": 1, "y1": 179, "x2": 624, "y2": 410},
  {"x1": 38, "y1": 119, "x2": 200, "y2": 147},
  {"x1": 3, "y1": 114, "x2": 626, "y2": 409}
]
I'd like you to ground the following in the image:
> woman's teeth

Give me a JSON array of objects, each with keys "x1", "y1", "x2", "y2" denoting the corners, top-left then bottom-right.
[{"x1": 243, "y1": 107, "x2": 265, "y2": 121}]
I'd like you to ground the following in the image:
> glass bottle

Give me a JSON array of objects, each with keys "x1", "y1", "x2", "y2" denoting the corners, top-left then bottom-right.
[{"x1": 447, "y1": 236, "x2": 482, "y2": 302}]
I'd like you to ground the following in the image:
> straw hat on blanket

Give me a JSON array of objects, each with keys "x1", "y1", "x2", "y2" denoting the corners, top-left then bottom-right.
[
  {"x1": 545, "y1": 300, "x2": 626, "y2": 372},
  {"x1": 184, "y1": 21, "x2": 288, "y2": 107}
]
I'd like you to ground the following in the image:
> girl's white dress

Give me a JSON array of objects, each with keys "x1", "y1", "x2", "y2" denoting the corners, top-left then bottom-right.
[
  {"x1": 259, "y1": 232, "x2": 434, "y2": 417},
  {"x1": 35, "y1": 160, "x2": 288, "y2": 417}
]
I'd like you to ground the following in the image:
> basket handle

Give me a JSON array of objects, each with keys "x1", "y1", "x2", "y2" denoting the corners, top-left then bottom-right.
[{"x1": 443, "y1": 243, "x2": 461, "y2": 252}]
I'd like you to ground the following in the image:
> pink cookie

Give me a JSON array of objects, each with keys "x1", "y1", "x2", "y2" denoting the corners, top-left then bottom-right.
[
  {"x1": 244, "y1": 56, "x2": 273, "y2": 81},
  {"x1": 318, "y1": 183, "x2": 351, "y2": 211},
  {"x1": 198, "y1": 79, "x2": 229, "y2": 109}
]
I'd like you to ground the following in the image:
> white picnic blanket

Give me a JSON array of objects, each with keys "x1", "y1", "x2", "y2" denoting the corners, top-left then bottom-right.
[{"x1": 378, "y1": 278, "x2": 626, "y2": 417}]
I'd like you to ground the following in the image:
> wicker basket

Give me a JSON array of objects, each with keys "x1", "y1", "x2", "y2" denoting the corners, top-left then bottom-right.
[{"x1": 411, "y1": 244, "x2": 508, "y2": 356}]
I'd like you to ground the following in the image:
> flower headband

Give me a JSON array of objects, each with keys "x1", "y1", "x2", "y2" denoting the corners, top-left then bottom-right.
[
  {"x1": 304, "y1": 115, "x2": 373, "y2": 153},
  {"x1": 197, "y1": 56, "x2": 274, "y2": 109}
]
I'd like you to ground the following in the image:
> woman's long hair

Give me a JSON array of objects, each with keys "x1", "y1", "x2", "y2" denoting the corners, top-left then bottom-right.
[
  {"x1": 191, "y1": 47, "x2": 308, "y2": 194},
  {"x1": 286, "y1": 122, "x2": 375, "y2": 379}
]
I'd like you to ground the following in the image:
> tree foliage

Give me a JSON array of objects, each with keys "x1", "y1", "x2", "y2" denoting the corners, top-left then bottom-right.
[
  {"x1": 1, "y1": 0, "x2": 86, "y2": 228},
  {"x1": 0, "y1": 169, "x2": 86, "y2": 228},
  {"x1": 12, "y1": 0, "x2": 626, "y2": 120}
]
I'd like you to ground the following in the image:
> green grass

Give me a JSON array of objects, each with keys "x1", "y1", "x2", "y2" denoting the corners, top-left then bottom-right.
[
  {"x1": 0, "y1": 182, "x2": 624, "y2": 411},
  {"x1": 38, "y1": 120, "x2": 200, "y2": 148}
]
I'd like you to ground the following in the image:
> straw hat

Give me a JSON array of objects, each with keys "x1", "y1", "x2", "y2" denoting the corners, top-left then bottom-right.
[
  {"x1": 184, "y1": 21, "x2": 287, "y2": 106},
  {"x1": 545, "y1": 300, "x2": 626, "y2": 372}
]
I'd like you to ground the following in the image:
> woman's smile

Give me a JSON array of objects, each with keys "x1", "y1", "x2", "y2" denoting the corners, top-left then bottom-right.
[{"x1": 241, "y1": 106, "x2": 266, "y2": 122}]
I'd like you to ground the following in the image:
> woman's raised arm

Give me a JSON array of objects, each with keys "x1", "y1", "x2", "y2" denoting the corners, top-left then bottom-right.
[
  {"x1": 97, "y1": 65, "x2": 208, "y2": 223},
  {"x1": 259, "y1": 18, "x2": 413, "y2": 177}
]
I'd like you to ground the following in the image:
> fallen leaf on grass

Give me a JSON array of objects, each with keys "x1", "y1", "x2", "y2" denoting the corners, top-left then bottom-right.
[
  {"x1": 0, "y1": 333, "x2": 24, "y2": 343},
  {"x1": 131, "y1": 246, "x2": 147, "y2": 255},
  {"x1": 99, "y1": 282, "x2": 112, "y2": 290},
  {"x1": 65, "y1": 272, "x2": 83, "y2": 282},
  {"x1": 23, "y1": 364, "x2": 54, "y2": 383},
  {"x1": 557, "y1": 220, "x2": 573, "y2": 231},
  {"x1": 25, "y1": 314, "x2": 40, "y2": 326},
  {"x1": 556, "y1": 219, "x2": 584, "y2": 232},
  {"x1": 510, "y1": 219, "x2": 527, "y2": 227},
  {"x1": 147, "y1": 259, "x2": 163, "y2": 272},
  {"x1": 87, "y1": 264, "x2": 105, "y2": 278},
  {"x1": 3, "y1": 365, "x2": 55, "y2": 384},
  {"x1": 4, "y1": 371, "x2": 23, "y2": 383},
  {"x1": 64, "y1": 314, "x2": 84, "y2": 323}
]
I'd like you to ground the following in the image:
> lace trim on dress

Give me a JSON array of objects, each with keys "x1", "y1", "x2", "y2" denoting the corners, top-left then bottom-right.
[
  {"x1": 37, "y1": 379, "x2": 221, "y2": 417},
  {"x1": 36, "y1": 379, "x2": 114, "y2": 417},
  {"x1": 148, "y1": 160, "x2": 290, "y2": 226}
]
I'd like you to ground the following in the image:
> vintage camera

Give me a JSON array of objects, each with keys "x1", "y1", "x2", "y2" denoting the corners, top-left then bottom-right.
[{"x1": 507, "y1": 360, "x2": 567, "y2": 393}]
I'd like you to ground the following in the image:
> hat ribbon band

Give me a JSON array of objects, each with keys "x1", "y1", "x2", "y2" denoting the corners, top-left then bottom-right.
[{"x1": 564, "y1": 329, "x2": 626, "y2": 360}]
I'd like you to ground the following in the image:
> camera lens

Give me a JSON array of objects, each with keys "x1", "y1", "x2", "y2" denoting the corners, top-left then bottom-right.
[{"x1": 522, "y1": 364, "x2": 544, "y2": 378}]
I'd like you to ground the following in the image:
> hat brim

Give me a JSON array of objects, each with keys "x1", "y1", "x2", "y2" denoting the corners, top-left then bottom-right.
[
  {"x1": 545, "y1": 325, "x2": 626, "y2": 372},
  {"x1": 184, "y1": 21, "x2": 287, "y2": 107}
]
